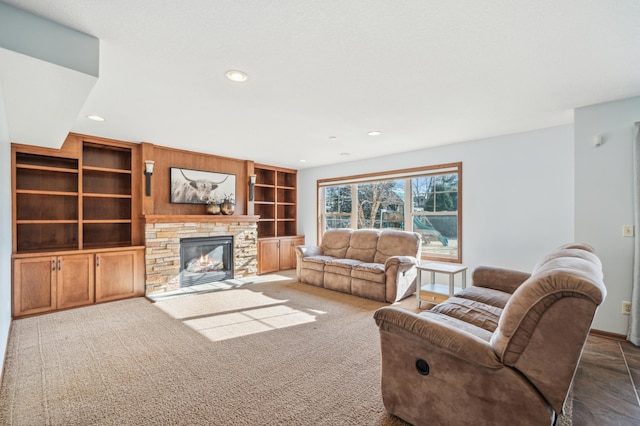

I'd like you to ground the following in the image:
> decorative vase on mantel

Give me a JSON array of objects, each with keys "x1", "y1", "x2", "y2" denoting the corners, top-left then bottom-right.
[
  {"x1": 221, "y1": 199, "x2": 235, "y2": 215},
  {"x1": 206, "y1": 202, "x2": 221, "y2": 215}
]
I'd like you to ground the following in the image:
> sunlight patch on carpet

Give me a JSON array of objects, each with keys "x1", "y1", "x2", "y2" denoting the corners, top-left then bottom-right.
[
  {"x1": 154, "y1": 287, "x2": 326, "y2": 342},
  {"x1": 184, "y1": 304, "x2": 318, "y2": 341}
]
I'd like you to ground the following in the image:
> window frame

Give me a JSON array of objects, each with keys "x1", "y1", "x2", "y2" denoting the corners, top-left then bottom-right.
[{"x1": 316, "y1": 162, "x2": 462, "y2": 263}]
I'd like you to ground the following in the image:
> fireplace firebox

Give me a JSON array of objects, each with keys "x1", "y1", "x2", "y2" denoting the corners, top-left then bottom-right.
[{"x1": 179, "y1": 236, "x2": 234, "y2": 287}]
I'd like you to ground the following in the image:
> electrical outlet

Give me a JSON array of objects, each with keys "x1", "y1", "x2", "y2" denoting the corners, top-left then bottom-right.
[
  {"x1": 623, "y1": 225, "x2": 635, "y2": 237},
  {"x1": 622, "y1": 301, "x2": 632, "y2": 315}
]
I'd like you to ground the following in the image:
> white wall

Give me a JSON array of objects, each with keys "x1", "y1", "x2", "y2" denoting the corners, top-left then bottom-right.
[
  {"x1": 299, "y1": 124, "x2": 574, "y2": 281},
  {"x1": 575, "y1": 96, "x2": 640, "y2": 335},
  {"x1": 0, "y1": 84, "x2": 12, "y2": 376}
]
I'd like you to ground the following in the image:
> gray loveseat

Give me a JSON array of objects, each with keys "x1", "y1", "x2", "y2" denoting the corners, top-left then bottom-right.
[{"x1": 294, "y1": 228, "x2": 422, "y2": 303}]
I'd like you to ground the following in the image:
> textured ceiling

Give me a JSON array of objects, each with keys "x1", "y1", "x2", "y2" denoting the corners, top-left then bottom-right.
[{"x1": 2, "y1": 0, "x2": 640, "y2": 169}]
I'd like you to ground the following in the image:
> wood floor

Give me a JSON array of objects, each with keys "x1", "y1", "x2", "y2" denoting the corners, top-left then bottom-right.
[{"x1": 572, "y1": 335, "x2": 640, "y2": 425}]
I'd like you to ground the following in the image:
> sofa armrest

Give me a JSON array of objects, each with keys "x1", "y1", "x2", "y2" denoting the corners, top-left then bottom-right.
[
  {"x1": 384, "y1": 255, "x2": 417, "y2": 269},
  {"x1": 472, "y1": 266, "x2": 531, "y2": 294},
  {"x1": 384, "y1": 256, "x2": 418, "y2": 303},
  {"x1": 374, "y1": 306, "x2": 501, "y2": 368},
  {"x1": 294, "y1": 245, "x2": 322, "y2": 258}
]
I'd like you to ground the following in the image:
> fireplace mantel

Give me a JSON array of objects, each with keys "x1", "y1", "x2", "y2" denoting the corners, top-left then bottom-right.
[{"x1": 142, "y1": 214, "x2": 260, "y2": 223}]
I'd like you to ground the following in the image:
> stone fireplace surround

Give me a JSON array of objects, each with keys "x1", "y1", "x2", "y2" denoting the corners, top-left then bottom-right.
[{"x1": 143, "y1": 215, "x2": 259, "y2": 295}]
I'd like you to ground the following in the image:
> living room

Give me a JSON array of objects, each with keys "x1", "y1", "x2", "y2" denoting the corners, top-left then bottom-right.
[{"x1": 1, "y1": 1, "x2": 640, "y2": 424}]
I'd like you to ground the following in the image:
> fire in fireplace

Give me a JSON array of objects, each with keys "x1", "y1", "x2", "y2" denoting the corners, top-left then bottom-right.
[{"x1": 180, "y1": 236, "x2": 234, "y2": 287}]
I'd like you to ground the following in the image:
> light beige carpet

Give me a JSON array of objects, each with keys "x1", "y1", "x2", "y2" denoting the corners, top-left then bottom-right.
[{"x1": 0, "y1": 278, "x2": 571, "y2": 425}]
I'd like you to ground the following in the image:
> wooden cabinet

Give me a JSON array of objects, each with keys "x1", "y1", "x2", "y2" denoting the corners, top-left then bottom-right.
[
  {"x1": 13, "y1": 256, "x2": 57, "y2": 317},
  {"x1": 253, "y1": 164, "x2": 297, "y2": 238},
  {"x1": 258, "y1": 239, "x2": 281, "y2": 274},
  {"x1": 95, "y1": 249, "x2": 143, "y2": 302},
  {"x1": 82, "y1": 142, "x2": 133, "y2": 248},
  {"x1": 258, "y1": 236, "x2": 304, "y2": 274},
  {"x1": 56, "y1": 253, "x2": 95, "y2": 310},
  {"x1": 12, "y1": 247, "x2": 144, "y2": 317},
  {"x1": 253, "y1": 164, "x2": 303, "y2": 274},
  {"x1": 279, "y1": 236, "x2": 304, "y2": 270},
  {"x1": 11, "y1": 133, "x2": 144, "y2": 318},
  {"x1": 14, "y1": 151, "x2": 80, "y2": 252},
  {"x1": 13, "y1": 253, "x2": 94, "y2": 317}
]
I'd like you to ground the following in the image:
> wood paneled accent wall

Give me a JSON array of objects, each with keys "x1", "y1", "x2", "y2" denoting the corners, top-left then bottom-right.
[{"x1": 139, "y1": 143, "x2": 254, "y2": 216}]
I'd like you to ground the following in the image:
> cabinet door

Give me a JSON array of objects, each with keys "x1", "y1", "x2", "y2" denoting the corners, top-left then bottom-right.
[
  {"x1": 95, "y1": 249, "x2": 143, "y2": 302},
  {"x1": 258, "y1": 239, "x2": 280, "y2": 274},
  {"x1": 57, "y1": 253, "x2": 95, "y2": 310},
  {"x1": 13, "y1": 256, "x2": 57, "y2": 317},
  {"x1": 278, "y1": 238, "x2": 297, "y2": 270},
  {"x1": 283, "y1": 236, "x2": 304, "y2": 270}
]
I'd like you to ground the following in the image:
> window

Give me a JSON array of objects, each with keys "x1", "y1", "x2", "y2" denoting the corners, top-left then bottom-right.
[{"x1": 318, "y1": 163, "x2": 461, "y2": 262}]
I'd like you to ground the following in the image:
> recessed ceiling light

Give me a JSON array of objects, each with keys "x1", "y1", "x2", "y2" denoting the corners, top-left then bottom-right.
[
  {"x1": 87, "y1": 115, "x2": 105, "y2": 122},
  {"x1": 225, "y1": 70, "x2": 248, "y2": 82},
  {"x1": 367, "y1": 130, "x2": 381, "y2": 136}
]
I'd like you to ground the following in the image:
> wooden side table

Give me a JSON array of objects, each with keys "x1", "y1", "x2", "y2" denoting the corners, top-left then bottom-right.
[{"x1": 417, "y1": 262, "x2": 467, "y2": 308}]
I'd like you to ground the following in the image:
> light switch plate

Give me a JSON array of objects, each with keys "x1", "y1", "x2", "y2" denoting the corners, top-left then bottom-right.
[{"x1": 623, "y1": 225, "x2": 635, "y2": 237}]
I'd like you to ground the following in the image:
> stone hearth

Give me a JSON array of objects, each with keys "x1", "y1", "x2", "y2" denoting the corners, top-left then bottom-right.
[{"x1": 143, "y1": 215, "x2": 259, "y2": 295}]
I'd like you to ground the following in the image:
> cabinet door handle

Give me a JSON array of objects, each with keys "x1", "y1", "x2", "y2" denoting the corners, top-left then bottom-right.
[
  {"x1": 51, "y1": 260, "x2": 56, "y2": 271},
  {"x1": 58, "y1": 260, "x2": 62, "y2": 271},
  {"x1": 96, "y1": 256, "x2": 100, "y2": 267}
]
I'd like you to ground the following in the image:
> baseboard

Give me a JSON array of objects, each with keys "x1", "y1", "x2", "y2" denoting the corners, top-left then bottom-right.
[
  {"x1": 0, "y1": 320, "x2": 13, "y2": 387},
  {"x1": 589, "y1": 328, "x2": 627, "y2": 341}
]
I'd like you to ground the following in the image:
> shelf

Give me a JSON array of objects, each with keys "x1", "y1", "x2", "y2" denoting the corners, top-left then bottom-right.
[
  {"x1": 84, "y1": 197, "x2": 132, "y2": 221},
  {"x1": 16, "y1": 164, "x2": 79, "y2": 174},
  {"x1": 83, "y1": 219, "x2": 132, "y2": 224},
  {"x1": 258, "y1": 221, "x2": 276, "y2": 238},
  {"x1": 83, "y1": 165, "x2": 132, "y2": 174},
  {"x1": 277, "y1": 221, "x2": 297, "y2": 237},
  {"x1": 16, "y1": 152, "x2": 78, "y2": 170},
  {"x1": 16, "y1": 168, "x2": 78, "y2": 192},
  {"x1": 83, "y1": 143, "x2": 131, "y2": 170},
  {"x1": 254, "y1": 186, "x2": 275, "y2": 203},
  {"x1": 83, "y1": 169, "x2": 132, "y2": 195},
  {"x1": 16, "y1": 220, "x2": 78, "y2": 224},
  {"x1": 16, "y1": 189, "x2": 78, "y2": 196},
  {"x1": 142, "y1": 214, "x2": 260, "y2": 223},
  {"x1": 83, "y1": 223, "x2": 132, "y2": 247},
  {"x1": 16, "y1": 193, "x2": 78, "y2": 221},
  {"x1": 83, "y1": 193, "x2": 132, "y2": 199},
  {"x1": 277, "y1": 172, "x2": 296, "y2": 187},
  {"x1": 17, "y1": 223, "x2": 79, "y2": 252},
  {"x1": 255, "y1": 168, "x2": 276, "y2": 186},
  {"x1": 254, "y1": 165, "x2": 298, "y2": 239}
]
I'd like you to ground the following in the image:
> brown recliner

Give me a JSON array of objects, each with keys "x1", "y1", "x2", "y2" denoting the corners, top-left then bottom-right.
[{"x1": 373, "y1": 243, "x2": 606, "y2": 426}]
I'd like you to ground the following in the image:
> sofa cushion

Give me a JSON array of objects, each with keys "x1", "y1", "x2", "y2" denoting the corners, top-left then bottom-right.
[
  {"x1": 417, "y1": 310, "x2": 495, "y2": 343},
  {"x1": 430, "y1": 296, "x2": 503, "y2": 333},
  {"x1": 352, "y1": 262, "x2": 386, "y2": 284},
  {"x1": 454, "y1": 286, "x2": 512, "y2": 309},
  {"x1": 325, "y1": 258, "x2": 363, "y2": 276},
  {"x1": 321, "y1": 229, "x2": 353, "y2": 258},
  {"x1": 299, "y1": 255, "x2": 335, "y2": 272},
  {"x1": 345, "y1": 229, "x2": 380, "y2": 262},
  {"x1": 374, "y1": 230, "x2": 421, "y2": 264}
]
